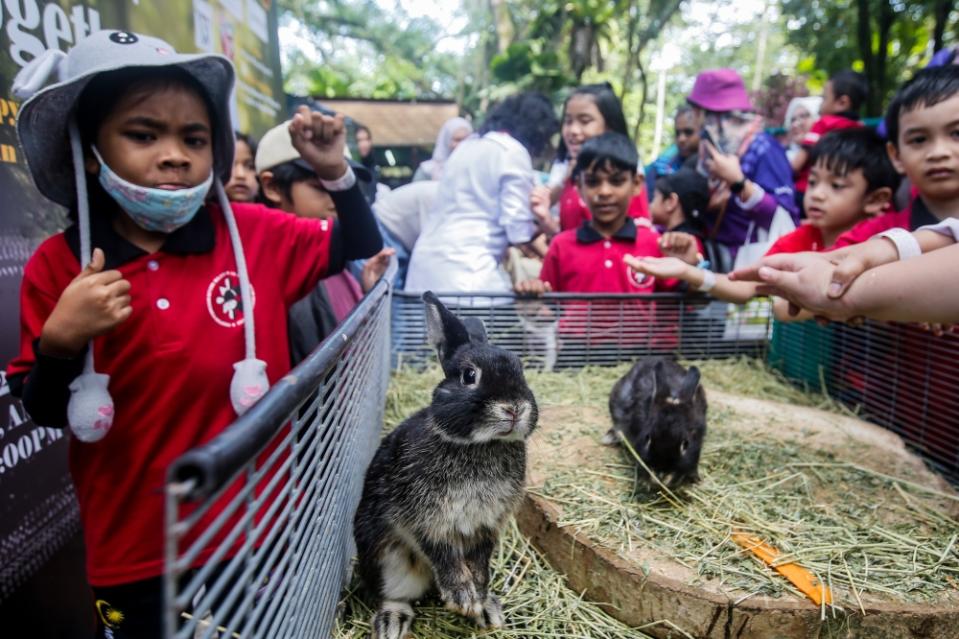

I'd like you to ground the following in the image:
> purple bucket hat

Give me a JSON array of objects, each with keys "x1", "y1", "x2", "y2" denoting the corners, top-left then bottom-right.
[{"x1": 687, "y1": 68, "x2": 754, "y2": 113}]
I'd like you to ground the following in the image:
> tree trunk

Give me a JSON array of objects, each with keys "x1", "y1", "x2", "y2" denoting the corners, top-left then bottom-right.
[
  {"x1": 488, "y1": 0, "x2": 514, "y2": 53},
  {"x1": 933, "y1": 0, "x2": 953, "y2": 53},
  {"x1": 855, "y1": 0, "x2": 878, "y2": 116},
  {"x1": 633, "y1": 58, "x2": 648, "y2": 142},
  {"x1": 874, "y1": 0, "x2": 895, "y2": 117}
]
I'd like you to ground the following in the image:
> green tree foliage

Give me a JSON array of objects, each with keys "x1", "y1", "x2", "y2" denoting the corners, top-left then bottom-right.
[{"x1": 780, "y1": 0, "x2": 958, "y2": 116}]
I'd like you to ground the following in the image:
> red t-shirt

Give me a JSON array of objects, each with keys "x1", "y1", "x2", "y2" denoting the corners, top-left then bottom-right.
[
  {"x1": 558, "y1": 180, "x2": 650, "y2": 232},
  {"x1": 796, "y1": 115, "x2": 863, "y2": 192},
  {"x1": 7, "y1": 202, "x2": 334, "y2": 586},
  {"x1": 765, "y1": 224, "x2": 826, "y2": 256}
]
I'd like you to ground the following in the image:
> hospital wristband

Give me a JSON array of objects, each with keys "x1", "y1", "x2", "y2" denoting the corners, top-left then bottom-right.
[
  {"x1": 696, "y1": 269, "x2": 717, "y2": 292},
  {"x1": 876, "y1": 228, "x2": 922, "y2": 260},
  {"x1": 320, "y1": 165, "x2": 357, "y2": 192}
]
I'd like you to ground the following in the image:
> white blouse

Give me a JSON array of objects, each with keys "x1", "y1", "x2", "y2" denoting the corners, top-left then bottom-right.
[{"x1": 406, "y1": 132, "x2": 536, "y2": 295}]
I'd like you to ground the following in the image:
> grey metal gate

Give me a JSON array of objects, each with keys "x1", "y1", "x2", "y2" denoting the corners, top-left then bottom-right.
[{"x1": 162, "y1": 271, "x2": 391, "y2": 639}]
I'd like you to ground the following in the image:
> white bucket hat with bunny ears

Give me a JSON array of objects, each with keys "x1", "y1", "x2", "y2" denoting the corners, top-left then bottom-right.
[{"x1": 13, "y1": 30, "x2": 269, "y2": 442}]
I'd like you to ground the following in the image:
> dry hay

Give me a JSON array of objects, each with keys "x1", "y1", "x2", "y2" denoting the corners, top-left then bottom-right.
[{"x1": 340, "y1": 358, "x2": 959, "y2": 638}]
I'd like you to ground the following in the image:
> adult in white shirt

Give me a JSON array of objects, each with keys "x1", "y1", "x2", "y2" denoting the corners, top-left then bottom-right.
[
  {"x1": 406, "y1": 92, "x2": 559, "y2": 296},
  {"x1": 372, "y1": 180, "x2": 439, "y2": 289}
]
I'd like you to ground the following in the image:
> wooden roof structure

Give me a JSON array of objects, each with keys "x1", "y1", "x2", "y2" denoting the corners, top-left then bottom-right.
[{"x1": 318, "y1": 98, "x2": 461, "y2": 147}]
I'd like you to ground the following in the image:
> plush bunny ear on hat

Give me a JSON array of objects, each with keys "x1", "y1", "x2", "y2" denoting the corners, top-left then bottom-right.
[{"x1": 12, "y1": 49, "x2": 68, "y2": 98}]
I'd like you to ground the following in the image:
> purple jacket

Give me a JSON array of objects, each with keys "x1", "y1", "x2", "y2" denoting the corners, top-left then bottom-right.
[{"x1": 709, "y1": 132, "x2": 799, "y2": 254}]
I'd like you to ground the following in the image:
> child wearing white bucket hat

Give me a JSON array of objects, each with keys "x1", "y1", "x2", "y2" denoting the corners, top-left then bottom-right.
[{"x1": 5, "y1": 30, "x2": 381, "y2": 636}]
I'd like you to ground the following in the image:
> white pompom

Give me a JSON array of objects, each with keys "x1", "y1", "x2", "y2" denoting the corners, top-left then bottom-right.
[
  {"x1": 230, "y1": 359, "x2": 269, "y2": 416},
  {"x1": 67, "y1": 373, "x2": 114, "y2": 443}
]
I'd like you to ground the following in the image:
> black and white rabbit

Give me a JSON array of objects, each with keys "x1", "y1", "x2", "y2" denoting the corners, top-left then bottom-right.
[
  {"x1": 605, "y1": 357, "x2": 707, "y2": 486},
  {"x1": 354, "y1": 292, "x2": 538, "y2": 639}
]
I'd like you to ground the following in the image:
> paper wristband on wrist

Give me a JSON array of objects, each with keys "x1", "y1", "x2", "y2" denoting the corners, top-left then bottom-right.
[
  {"x1": 320, "y1": 165, "x2": 356, "y2": 192},
  {"x1": 876, "y1": 227, "x2": 922, "y2": 260},
  {"x1": 696, "y1": 269, "x2": 717, "y2": 292}
]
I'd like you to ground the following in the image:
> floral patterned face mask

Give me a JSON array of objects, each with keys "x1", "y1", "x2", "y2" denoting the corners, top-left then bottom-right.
[{"x1": 92, "y1": 146, "x2": 213, "y2": 233}]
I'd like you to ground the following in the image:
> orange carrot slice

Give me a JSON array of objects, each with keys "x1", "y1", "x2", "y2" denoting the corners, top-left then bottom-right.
[{"x1": 731, "y1": 532, "x2": 833, "y2": 605}]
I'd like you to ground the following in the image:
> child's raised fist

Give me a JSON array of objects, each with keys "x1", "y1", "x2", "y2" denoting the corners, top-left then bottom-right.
[
  {"x1": 288, "y1": 106, "x2": 349, "y2": 181},
  {"x1": 40, "y1": 248, "x2": 133, "y2": 357}
]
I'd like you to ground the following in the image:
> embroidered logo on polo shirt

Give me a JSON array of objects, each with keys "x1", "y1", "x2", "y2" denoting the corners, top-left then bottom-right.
[
  {"x1": 96, "y1": 599, "x2": 124, "y2": 634},
  {"x1": 206, "y1": 271, "x2": 256, "y2": 328},
  {"x1": 626, "y1": 264, "x2": 653, "y2": 289}
]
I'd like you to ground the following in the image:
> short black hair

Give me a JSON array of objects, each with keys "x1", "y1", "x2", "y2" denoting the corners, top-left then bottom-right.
[
  {"x1": 829, "y1": 70, "x2": 868, "y2": 113},
  {"x1": 572, "y1": 132, "x2": 638, "y2": 179},
  {"x1": 808, "y1": 128, "x2": 900, "y2": 193},
  {"x1": 266, "y1": 160, "x2": 318, "y2": 202},
  {"x1": 656, "y1": 169, "x2": 709, "y2": 225},
  {"x1": 480, "y1": 92, "x2": 559, "y2": 158},
  {"x1": 557, "y1": 82, "x2": 629, "y2": 161},
  {"x1": 885, "y1": 65, "x2": 959, "y2": 148}
]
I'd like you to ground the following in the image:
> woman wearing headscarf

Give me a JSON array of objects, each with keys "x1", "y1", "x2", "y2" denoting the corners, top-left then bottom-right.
[
  {"x1": 783, "y1": 96, "x2": 822, "y2": 163},
  {"x1": 413, "y1": 116, "x2": 473, "y2": 182}
]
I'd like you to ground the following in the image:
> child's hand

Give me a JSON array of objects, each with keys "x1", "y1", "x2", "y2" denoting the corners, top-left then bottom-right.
[
  {"x1": 659, "y1": 232, "x2": 699, "y2": 264},
  {"x1": 40, "y1": 248, "x2": 132, "y2": 357},
  {"x1": 360, "y1": 248, "x2": 396, "y2": 293},
  {"x1": 515, "y1": 279, "x2": 551, "y2": 296},
  {"x1": 530, "y1": 186, "x2": 559, "y2": 236},
  {"x1": 624, "y1": 255, "x2": 693, "y2": 281},
  {"x1": 825, "y1": 238, "x2": 900, "y2": 299},
  {"x1": 288, "y1": 106, "x2": 348, "y2": 181}
]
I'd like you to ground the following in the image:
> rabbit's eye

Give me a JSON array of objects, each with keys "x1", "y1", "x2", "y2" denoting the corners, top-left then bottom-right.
[
  {"x1": 461, "y1": 367, "x2": 478, "y2": 386},
  {"x1": 680, "y1": 439, "x2": 689, "y2": 454}
]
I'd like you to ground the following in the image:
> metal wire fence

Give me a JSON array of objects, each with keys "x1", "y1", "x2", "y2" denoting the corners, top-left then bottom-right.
[
  {"x1": 768, "y1": 318, "x2": 959, "y2": 483},
  {"x1": 162, "y1": 274, "x2": 391, "y2": 639},
  {"x1": 393, "y1": 291, "x2": 772, "y2": 370}
]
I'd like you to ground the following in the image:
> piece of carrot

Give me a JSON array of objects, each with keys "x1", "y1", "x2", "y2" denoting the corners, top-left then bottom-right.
[{"x1": 731, "y1": 532, "x2": 833, "y2": 606}]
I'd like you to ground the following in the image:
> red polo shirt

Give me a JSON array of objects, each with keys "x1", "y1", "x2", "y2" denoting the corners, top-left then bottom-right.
[
  {"x1": 540, "y1": 218, "x2": 677, "y2": 347},
  {"x1": 558, "y1": 180, "x2": 650, "y2": 232},
  {"x1": 7, "y1": 202, "x2": 334, "y2": 586},
  {"x1": 832, "y1": 197, "x2": 936, "y2": 249},
  {"x1": 765, "y1": 224, "x2": 826, "y2": 256}
]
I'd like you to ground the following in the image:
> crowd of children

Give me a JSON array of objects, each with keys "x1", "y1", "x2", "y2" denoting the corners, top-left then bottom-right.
[{"x1": 7, "y1": 26, "x2": 959, "y2": 638}]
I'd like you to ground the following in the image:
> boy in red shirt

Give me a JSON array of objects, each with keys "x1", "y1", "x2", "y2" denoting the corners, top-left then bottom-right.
[
  {"x1": 517, "y1": 132, "x2": 674, "y2": 295},
  {"x1": 792, "y1": 70, "x2": 868, "y2": 196},
  {"x1": 6, "y1": 31, "x2": 381, "y2": 637},
  {"x1": 627, "y1": 128, "x2": 899, "y2": 315},
  {"x1": 517, "y1": 132, "x2": 675, "y2": 347}
]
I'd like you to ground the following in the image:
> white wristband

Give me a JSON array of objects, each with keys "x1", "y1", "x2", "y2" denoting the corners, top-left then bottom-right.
[
  {"x1": 876, "y1": 228, "x2": 922, "y2": 260},
  {"x1": 696, "y1": 269, "x2": 716, "y2": 292},
  {"x1": 319, "y1": 165, "x2": 357, "y2": 192}
]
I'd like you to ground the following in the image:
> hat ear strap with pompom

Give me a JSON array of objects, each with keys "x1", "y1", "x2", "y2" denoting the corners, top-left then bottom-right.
[{"x1": 215, "y1": 180, "x2": 269, "y2": 415}]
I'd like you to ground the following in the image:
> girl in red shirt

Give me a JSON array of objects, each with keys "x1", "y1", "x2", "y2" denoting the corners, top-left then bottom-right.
[{"x1": 532, "y1": 83, "x2": 649, "y2": 235}]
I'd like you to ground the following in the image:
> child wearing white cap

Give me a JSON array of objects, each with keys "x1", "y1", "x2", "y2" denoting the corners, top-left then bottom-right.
[{"x1": 5, "y1": 30, "x2": 381, "y2": 637}]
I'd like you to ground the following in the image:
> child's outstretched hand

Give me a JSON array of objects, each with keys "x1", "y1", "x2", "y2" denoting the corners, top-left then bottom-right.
[
  {"x1": 515, "y1": 279, "x2": 551, "y2": 296},
  {"x1": 530, "y1": 185, "x2": 559, "y2": 236},
  {"x1": 288, "y1": 105, "x2": 349, "y2": 181},
  {"x1": 659, "y1": 232, "x2": 699, "y2": 265},
  {"x1": 40, "y1": 248, "x2": 132, "y2": 357},
  {"x1": 624, "y1": 255, "x2": 693, "y2": 281},
  {"x1": 360, "y1": 248, "x2": 396, "y2": 293}
]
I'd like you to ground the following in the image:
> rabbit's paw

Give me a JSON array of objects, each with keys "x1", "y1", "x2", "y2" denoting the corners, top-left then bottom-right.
[
  {"x1": 371, "y1": 601, "x2": 414, "y2": 639},
  {"x1": 441, "y1": 582, "x2": 484, "y2": 619},
  {"x1": 601, "y1": 428, "x2": 622, "y2": 446},
  {"x1": 476, "y1": 594, "x2": 504, "y2": 629}
]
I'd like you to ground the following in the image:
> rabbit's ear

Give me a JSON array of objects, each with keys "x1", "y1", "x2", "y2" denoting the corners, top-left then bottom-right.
[
  {"x1": 462, "y1": 317, "x2": 488, "y2": 344},
  {"x1": 423, "y1": 292, "x2": 470, "y2": 374},
  {"x1": 678, "y1": 366, "x2": 701, "y2": 403}
]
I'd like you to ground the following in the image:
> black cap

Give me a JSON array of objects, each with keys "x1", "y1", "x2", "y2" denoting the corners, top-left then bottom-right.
[{"x1": 658, "y1": 169, "x2": 709, "y2": 220}]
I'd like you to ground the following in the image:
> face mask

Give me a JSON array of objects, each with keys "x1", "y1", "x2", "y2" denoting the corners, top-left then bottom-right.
[{"x1": 92, "y1": 146, "x2": 213, "y2": 233}]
